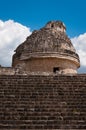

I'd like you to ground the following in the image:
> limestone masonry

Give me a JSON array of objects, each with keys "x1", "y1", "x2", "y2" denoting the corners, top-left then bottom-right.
[
  {"x1": 0, "y1": 21, "x2": 80, "y2": 75},
  {"x1": 0, "y1": 75, "x2": 86, "y2": 129},
  {"x1": 0, "y1": 21, "x2": 86, "y2": 129}
]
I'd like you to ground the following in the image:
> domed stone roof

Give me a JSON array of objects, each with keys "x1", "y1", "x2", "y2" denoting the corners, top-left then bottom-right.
[{"x1": 12, "y1": 21, "x2": 80, "y2": 74}]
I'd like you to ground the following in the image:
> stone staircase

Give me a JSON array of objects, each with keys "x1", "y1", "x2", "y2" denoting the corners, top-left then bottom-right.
[{"x1": 0, "y1": 74, "x2": 86, "y2": 129}]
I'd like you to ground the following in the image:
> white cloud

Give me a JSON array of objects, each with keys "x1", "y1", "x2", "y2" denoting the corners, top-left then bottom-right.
[
  {"x1": 71, "y1": 33, "x2": 86, "y2": 67},
  {"x1": 0, "y1": 20, "x2": 31, "y2": 66}
]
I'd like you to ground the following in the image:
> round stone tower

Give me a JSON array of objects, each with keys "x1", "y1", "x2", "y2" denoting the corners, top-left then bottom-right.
[{"x1": 12, "y1": 21, "x2": 80, "y2": 74}]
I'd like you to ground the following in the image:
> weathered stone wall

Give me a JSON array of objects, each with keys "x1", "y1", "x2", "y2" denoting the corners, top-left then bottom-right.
[
  {"x1": 0, "y1": 67, "x2": 15, "y2": 75},
  {"x1": 1, "y1": 57, "x2": 78, "y2": 75},
  {"x1": 12, "y1": 55, "x2": 79, "y2": 74},
  {"x1": 0, "y1": 74, "x2": 86, "y2": 129},
  {"x1": 24, "y1": 58, "x2": 77, "y2": 74}
]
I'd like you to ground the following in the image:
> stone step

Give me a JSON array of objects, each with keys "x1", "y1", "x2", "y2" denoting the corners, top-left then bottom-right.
[{"x1": 0, "y1": 74, "x2": 86, "y2": 129}]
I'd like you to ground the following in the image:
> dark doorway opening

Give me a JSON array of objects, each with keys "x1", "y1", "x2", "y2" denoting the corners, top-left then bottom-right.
[{"x1": 53, "y1": 67, "x2": 60, "y2": 73}]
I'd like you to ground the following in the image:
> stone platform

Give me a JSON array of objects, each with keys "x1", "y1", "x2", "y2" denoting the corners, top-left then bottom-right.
[{"x1": 0, "y1": 74, "x2": 86, "y2": 129}]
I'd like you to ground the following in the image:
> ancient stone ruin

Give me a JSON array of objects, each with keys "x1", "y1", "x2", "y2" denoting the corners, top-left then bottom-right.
[
  {"x1": 0, "y1": 21, "x2": 80, "y2": 75},
  {"x1": 12, "y1": 21, "x2": 80, "y2": 74},
  {"x1": 0, "y1": 21, "x2": 86, "y2": 129}
]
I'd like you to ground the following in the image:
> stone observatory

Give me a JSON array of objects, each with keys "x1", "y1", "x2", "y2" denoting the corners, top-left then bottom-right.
[{"x1": 12, "y1": 21, "x2": 80, "y2": 74}]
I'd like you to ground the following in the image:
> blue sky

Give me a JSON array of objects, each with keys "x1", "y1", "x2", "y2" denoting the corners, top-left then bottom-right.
[
  {"x1": 0, "y1": 0, "x2": 86, "y2": 73},
  {"x1": 0, "y1": 0, "x2": 86, "y2": 37}
]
